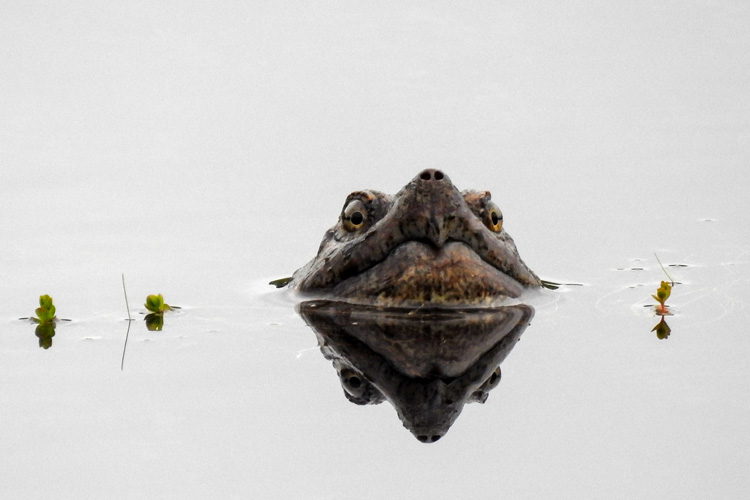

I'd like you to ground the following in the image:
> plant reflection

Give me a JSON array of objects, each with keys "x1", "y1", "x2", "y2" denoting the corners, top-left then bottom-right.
[
  {"x1": 651, "y1": 316, "x2": 671, "y2": 339},
  {"x1": 297, "y1": 300, "x2": 534, "y2": 443},
  {"x1": 35, "y1": 322, "x2": 56, "y2": 349},
  {"x1": 144, "y1": 312, "x2": 165, "y2": 331}
]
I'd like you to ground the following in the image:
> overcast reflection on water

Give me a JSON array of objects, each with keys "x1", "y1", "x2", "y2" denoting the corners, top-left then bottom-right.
[{"x1": 2, "y1": 1, "x2": 750, "y2": 499}]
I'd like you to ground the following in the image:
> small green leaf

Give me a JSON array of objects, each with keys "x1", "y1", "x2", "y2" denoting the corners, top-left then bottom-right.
[
  {"x1": 145, "y1": 294, "x2": 165, "y2": 313},
  {"x1": 36, "y1": 307, "x2": 51, "y2": 322},
  {"x1": 39, "y1": 295, "x2": 54, "y2": 310},
  {"x1": 145, "y1": 294, "x2": 174, "y2": 313},
  {"x1": 659, "y1": 282, "x2": 671, "y2": 301},
  {"x1": 34, "y1": 295, "x2": 56, "y2": 325}
]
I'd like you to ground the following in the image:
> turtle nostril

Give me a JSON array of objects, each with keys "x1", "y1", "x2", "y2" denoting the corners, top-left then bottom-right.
[{"x1": 418, "y1": 169, "x2": 445, "y2": 181}]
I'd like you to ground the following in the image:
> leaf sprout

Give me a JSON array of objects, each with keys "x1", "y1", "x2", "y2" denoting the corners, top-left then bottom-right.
[
  {"x1": 144, "y1": 294, "x2": 173, "y2": 314},
  {"x1": 33, "y1": 294, "x2": 57, "y2": 325},
  {"x1": 143, "y1": 294, "x2": 180, "y2": 332},
  {"x1": 652, "y1": 280, "x2": 672, "y2": 315},
  {"x1": 652, "y1": 253, "x2": 675, "y2": 315}
]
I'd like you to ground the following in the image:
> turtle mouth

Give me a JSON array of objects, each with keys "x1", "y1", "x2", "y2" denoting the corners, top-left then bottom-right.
[{"x1": 330, "y1": 240, "x2": 525, "y2": 305}]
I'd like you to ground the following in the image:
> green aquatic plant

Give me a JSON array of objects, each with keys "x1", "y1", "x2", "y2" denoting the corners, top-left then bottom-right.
[
  {"x1": 33, "y1": 294, "x2": 57, "y2": 325},
  {"x1": 143, "y1": 293, "x2": 179, "y2": 331},
  {"x1": 648, "y1": 254, "x2": 676, "y2": 338},
  {"x1": 144, "y1": 294, "x2": 173, "y2": 313},
  {"x1": 652, "y1": 280, "x2": 672, "y2": 315},
  {"x1": 652, "y1": 254, "x2": 675, "y2": 315}
]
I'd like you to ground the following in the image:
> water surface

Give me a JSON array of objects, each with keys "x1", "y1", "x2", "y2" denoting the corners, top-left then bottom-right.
[{"x1": 2, "y1": 1, "x2": 749, "y2": 498}]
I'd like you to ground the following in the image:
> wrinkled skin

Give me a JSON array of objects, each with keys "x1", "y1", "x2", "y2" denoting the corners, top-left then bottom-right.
[{"x1": 291, "y1": 169, "x2": 541, "y2": 306}]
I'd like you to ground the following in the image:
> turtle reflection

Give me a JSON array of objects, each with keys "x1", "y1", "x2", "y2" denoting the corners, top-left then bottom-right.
[{"x1": 298, "y1": 300, "x2": 534, "y2": 443}]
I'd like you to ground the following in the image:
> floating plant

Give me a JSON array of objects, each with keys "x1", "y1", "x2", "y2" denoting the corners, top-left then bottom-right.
[
  {"x1": 143, "y1": 293, "x2": 180, "y2": 331},
  {"x1": 652, "y1": 280, "x2": 672, "y2": 315},
  {"x1": 652, "y1": 254, "x2": 675, "y2": 316},
  {"x1": 16, "y1": 295, "x2": 60, "y2": 349},
  {"x1": 649, "y1": 254, "x2": 677, "y2": 339},
  {"x1": 145, "y1": 294, "x2": 174, "y2": 313},
  {"x1": 33, "y1": 294, "x2": 57, "y2": 325}
]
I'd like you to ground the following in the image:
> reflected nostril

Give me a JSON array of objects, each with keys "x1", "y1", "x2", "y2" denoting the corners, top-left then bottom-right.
[
  {"x1": 417, "y1": 435, "x2": 429, "y2": 442},
  {"x1": 419, "y1": 170, "x2": 432, "y2": 181}
]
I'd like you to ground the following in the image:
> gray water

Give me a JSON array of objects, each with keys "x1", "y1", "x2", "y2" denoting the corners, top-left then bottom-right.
[{"x1": 2, "y1": 2, "x2": 749, "y2": 499}]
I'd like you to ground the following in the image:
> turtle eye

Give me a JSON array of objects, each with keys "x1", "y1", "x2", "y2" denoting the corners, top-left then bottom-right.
[
  {"x1": 342, "y1": 199, "x2": 367, "y2": 232},
  {"x1": 485, "y1": 203, "x2": 503, "y2": 232}
]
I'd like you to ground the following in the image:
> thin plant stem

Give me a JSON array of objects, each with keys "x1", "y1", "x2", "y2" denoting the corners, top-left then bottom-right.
[{"x1": 654, "y1": 253, "x2": 674, "y2": 286}]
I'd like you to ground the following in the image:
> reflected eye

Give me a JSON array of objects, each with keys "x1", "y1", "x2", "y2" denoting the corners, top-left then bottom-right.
[
  {"x1": 343, "y1": 200, "x2": 367, "y2": 232},
  {"x1": 340, "y1": 369, "x2": 365, "y2": 397},
  {"x1": 485, "y1": 367, "x2": 501, "y2": 390},
  {"x1": 485, "y1": 203, "x2": 503, "y2": 232}
]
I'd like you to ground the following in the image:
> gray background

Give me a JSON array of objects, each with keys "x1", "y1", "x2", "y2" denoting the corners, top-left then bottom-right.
[{"x1": 2, "y1": 1, "x2": 749, "y2": 499}]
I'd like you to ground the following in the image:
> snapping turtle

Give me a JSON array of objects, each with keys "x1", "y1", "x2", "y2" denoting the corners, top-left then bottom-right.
[{"x1": 289, "y1": 169, "x2": 541, "y2": 306}]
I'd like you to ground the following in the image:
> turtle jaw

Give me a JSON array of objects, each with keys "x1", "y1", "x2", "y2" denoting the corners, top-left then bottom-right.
[{"x1": 327, "y1": 241, "x2": 526, "y2": 306}]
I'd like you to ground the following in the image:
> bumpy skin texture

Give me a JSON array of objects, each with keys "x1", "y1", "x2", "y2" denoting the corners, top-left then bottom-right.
[{"x1": 291, "y1": 169, "x2": 541, "y2": 306}]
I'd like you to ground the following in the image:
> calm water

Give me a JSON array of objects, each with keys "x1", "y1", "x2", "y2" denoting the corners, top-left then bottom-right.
[{"x1": 2, "y1": 2, "x2": 749, "y2": 499}]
